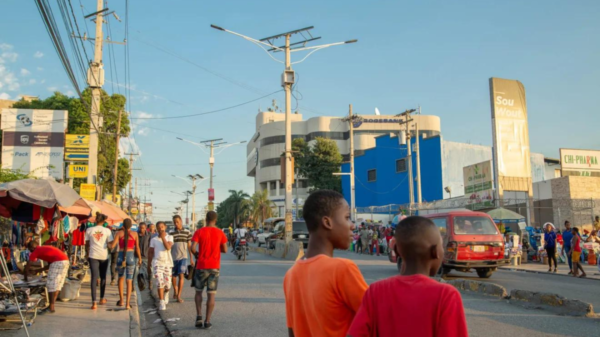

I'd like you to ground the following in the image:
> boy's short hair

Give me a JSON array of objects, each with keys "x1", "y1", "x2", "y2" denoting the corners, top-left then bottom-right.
[
  {"x1": 395, "y1": 216, "x2": 436, "y2": 257},
  {"x1": 303, "y1": 190, "x2": 345, "y2": 232},
  {"x1": 206, "y1": 211, "x2": 218, "y2": 223},
  {"x1": 172, "y1": 215, "x2": 182, "y2": 222}
]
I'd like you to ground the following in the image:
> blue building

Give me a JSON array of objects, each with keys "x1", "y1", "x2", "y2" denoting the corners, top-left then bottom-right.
[{"x1": 341, "y1": 133, "x2": 546, "y2": 209}]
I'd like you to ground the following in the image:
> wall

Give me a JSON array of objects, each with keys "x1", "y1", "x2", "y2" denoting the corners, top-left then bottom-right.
[
  {"x1": 341, "y1": 134, "x2": 444, "y2": 208},
  {"x1": 441, "y1": 141, "x2": 492, "y2": 199}
]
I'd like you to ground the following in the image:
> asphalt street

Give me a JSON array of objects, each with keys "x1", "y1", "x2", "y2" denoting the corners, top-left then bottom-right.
[{"x1": 145, "y1": 250, "x2": 600, "y2": 337}]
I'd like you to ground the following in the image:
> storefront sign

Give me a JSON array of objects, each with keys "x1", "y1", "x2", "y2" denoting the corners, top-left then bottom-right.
[
  {"x1": 68, "y1": 164, "x2": 88, "y2": 178},
  {"x1": 560, "y1": 148, "x2": 600, "y2": 177},
  {"x1": 65, "y1": 134, "x2": 90, "y2": 148},
  {"x1": 463, "y1": 160, "x2": 494, "y2": 209},
  {"x1": 80, "y1": 183, "x2": 96, "y2": 201}
]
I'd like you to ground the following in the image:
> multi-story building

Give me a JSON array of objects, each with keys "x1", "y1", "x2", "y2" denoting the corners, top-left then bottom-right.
[{"x1": 246, "y1": 109, "x2": 442, "y2": 216}]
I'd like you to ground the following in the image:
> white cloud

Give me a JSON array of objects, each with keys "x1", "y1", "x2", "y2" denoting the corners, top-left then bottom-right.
[
  {"x1": 137, "y1": 127, "x2": 150, "y2": 136},
  {"x1": 136, "y1": 111, "x2": 154, "y2": 119},
  {"x1": 28, "y1": 79, "x2": 37, "y2": 85},
  {"x1": 0, "y1": 64, "x2": 20, "y2": 91},
  {"x1": 34, "y1": 51, "x2": 44, "y2": 58},
  {"x1": 20, "y1": 68, "x2": 30, "y2": 76},
  {"x1": 40, "y1": 79, "x2": 46, "y2": 84},
  {"x1": 0, "y1": 44, "x2": 12, "y2": 51},
  {"x1": 37, "y1": 67, "x2": 43, "y2": 71},
  {"x1": 0, "y1": 51, "x2": 18, "y2": 63},
  {"x1": 119, "y1": 137, "x2": 142, "y2": 157},
  {"x1": 47, "y1": 86, "x2": 58, "y2": 92},
  {"x1": 65, "y1": 90, "x2": 75, "y2": 96},
  {"x1": 0, "y1": 92, "x2": 10, "y2": 100}
]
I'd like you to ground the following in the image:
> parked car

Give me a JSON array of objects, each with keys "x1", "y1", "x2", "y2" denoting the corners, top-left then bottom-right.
[
  {"x1": 256, "y1": 218, "x2": 309, "y2": 249},
  {"x1": 388, "y1": 211, "x2": 507, "y2": 278}
]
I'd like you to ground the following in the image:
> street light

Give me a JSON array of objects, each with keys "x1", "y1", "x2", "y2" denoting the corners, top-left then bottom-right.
[
  {"x1": 333, "y1": 172, "x2": 355, "y2": 221},
  {"x1": 172, "y1": 174, "x2": 206, "y2": 226},
  {"x1": 176, "y1": 137, "x2": 246, "y2": 211}
]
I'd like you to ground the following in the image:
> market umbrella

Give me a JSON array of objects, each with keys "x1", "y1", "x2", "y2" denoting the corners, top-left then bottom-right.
[
  {"x1": 486, "y1": 207, "x2": 526, "y2": 224},
  {"x1": 0, "y1": 178, "x2": 82, "y2": 209}
]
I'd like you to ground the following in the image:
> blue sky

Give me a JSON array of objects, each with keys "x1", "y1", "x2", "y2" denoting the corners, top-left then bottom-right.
[{"x1": 1, "y1": 0, "x2": 599, "y2": 220}]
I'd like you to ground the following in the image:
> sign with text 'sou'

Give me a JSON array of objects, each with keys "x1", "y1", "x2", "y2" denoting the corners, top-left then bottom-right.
[
  {"x1": 489, "y1": 78, "x2": 532, "y2": 193},
  {"x1": 560, "y1": 148, "x2": 600, "y2": 177},
  {"x1": 0, "y1": 109, "x2": 68, "y2": 180}
]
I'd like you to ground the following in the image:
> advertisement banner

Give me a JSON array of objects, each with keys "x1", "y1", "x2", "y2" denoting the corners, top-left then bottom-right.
[
  {"x1": 463, "y1": 160, "x2": 494, "y2": 209},
  {"x1": 208, "y1": 188, "x2": 215, "y2": 201},
  {"x1": 68, "y1": 164, "x2": 89, "y2": 178},
  {"x1": 489, "y1": 78, "x2": 532, "y2": 192},
  {"x1": 104, "y1": 194, "x2": 122, "y2": 205},
  {"x1": 560, "y1": 148, "x2": 600, "y2": 177},
  {"x1": 80, "y1": 183, "x2": 96, "y2": 201},
  {"x1": 65, "y1": 134, "x2": 90, "y2": 148},
  {"x1": 1, "y1": 109, "x2": 67, "y2": 180}
]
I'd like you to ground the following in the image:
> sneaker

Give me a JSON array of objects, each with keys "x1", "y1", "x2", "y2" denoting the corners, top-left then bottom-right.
[
  {"x1": 203, "y1": 322, "x2": 212, "y2": 329},
  {"x1": 195, "y1": 316, "x2": 203, "y2": 328},
  {"x1": 159, "y1": 300, "x2": 166, "y2": 311},
  {"x1": 164, "y1": 289, "x2": 169, "y2": 305}
]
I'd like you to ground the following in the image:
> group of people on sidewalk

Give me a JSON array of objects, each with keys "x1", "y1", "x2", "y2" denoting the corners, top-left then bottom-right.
[
  {"x1": 543, "y1": 220, "x2": 588, "y2": 278},
  {"x1": 354, "y1": 223, "x2": 393, "y2": 256}
]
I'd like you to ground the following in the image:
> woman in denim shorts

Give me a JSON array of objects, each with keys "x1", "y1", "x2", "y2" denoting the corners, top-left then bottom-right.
[{"x1": 109, "y1": 219, "x2": 142, "y2": 309}]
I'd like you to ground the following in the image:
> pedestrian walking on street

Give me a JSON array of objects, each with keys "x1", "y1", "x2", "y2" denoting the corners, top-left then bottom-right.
[
  {"x1": 169, "y1": 215, "x2": 193, "y2": 303},
  {"x1": 109, "y1": 219, "x2": 142, "y2": 309},
  {"x1": 191, "y1": 211, "x2": 228, "y2": 329},
  {"x1": 348, "y1": 216, "x2": 468, "y2": 337},
  {"x1": 543, "y1": 223, "x2": 558, "y2": 273},
  {"x1": 138, "y1": 222, "x2": 152, "y2": 290},
  {"x1": 371, "y1": 227, "x2": 380, "y2": 256},
  {"x1": 562, "y1": 221, "x2": 574, "y2": 273},
  {"x1": 85, "y1": 213, "x2": 113, "y2": 310},
  {"x1": 24, "y1": 242, "x2": 69, "y2": 313},
  {"x1": 570, "y1": 227, "x2": 587, "y2": 278},
  {"x1": 283, "y1": 190, "x2": 368, "y2": 337},
  {"x1": 148, "y1": 221, "x2": 174, "y2": 311},
  {"x1": 359, "y1": 224, "x2": 368, "y2": 254}
]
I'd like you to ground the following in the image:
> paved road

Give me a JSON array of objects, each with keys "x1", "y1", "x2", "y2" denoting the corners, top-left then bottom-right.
[{"x1": 146, "y1": 250, "x2": 599, "y2": 337}]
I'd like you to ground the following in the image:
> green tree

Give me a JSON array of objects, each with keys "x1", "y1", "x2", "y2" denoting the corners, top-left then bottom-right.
[
  {"x1": 11, "y1": 90, "x2": 131, "y2": 194},
  {"x1": 249, "y1": 189, "x2": 276, "y2": 228},
  {"x1": 227, "y1": 190, "x2": 250, "y2": 226},
  {"x1": 291, "y1": 137, "x2": 342, "y2": 192},
  {"x1": 0, "y1": 168, "x2": 33, "y2": 183}
]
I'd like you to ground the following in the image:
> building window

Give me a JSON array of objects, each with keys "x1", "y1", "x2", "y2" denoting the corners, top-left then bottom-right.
[
  {"x1": 367, "y1": 169, "x2": 377, "y2": 182},
  {"x1": 396, "y1": 159, "x2": 407, "y2": 173}
]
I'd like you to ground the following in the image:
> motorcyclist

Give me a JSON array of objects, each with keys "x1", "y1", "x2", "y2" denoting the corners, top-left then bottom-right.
[{"x1": 233, "y1": 224, "x2": 248, "y2": 253}]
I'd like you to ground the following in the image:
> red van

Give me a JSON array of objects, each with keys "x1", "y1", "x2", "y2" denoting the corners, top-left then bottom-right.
[{"x1": 388, "y1": 211, "x2": 507, "y2": 278}]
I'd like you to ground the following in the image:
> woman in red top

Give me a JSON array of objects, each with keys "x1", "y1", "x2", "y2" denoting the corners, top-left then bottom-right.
[{"x1": 109, "y1": 219, "x2": 141, "y2": 309}]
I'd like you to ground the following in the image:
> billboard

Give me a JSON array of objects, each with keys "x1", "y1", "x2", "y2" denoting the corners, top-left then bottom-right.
[
  {"x1": 463, "y1": 160, "x2": 494, "y2": 209},
  {"x1": 489, "y1": 78, "x2": 532, "y2": 192},
  {"x1": 1, "y1": 109, "x2": 67, "y2": 179},
  {"x1": 68, "y1": 164, "x2": 88, "y2": 178},
  {"x1": 560, "y1": 148, "x2": 600, "y2": 177}
]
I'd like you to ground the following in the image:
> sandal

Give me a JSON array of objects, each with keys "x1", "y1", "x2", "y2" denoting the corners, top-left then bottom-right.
[
  {"x1": 195, "y1": 316, "x2": 203, "y2": 328},
  {"x1": 116, "y1": 300, "x2": 124, "y2": 307},
  {"x1": 579, "y1": 274, "x2": 587, "y2": 278},
  {"x1": 99, "y1": 298, "x2": 107, "y2": 305},
  {"x1": 177, "y1": 298, "x2": 184, "y2": 303},
  {"x1": 91, "y1": 302, "x2": 97, "y2": 310}
]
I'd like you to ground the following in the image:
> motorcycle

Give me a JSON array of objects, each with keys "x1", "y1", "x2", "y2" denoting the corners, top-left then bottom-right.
[{"x1": 235, "y1": 238, "x2": 248, "y2": 261}]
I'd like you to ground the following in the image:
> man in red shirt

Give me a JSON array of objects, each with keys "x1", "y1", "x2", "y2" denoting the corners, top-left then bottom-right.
[
  {"x1": 24, "y1": 241, "x2": 69, "y2": 313},
  {"x1": 348, "y1": 216, "x2": 468, "y2": 337},
  {"x1": 191, "y1": 211, "x2": 227, "y2": 330}
]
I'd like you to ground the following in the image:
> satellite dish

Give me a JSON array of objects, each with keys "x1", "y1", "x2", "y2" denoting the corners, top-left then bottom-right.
[{"x1": 375, "y1": 107, "x2": 381, "y2": 116}]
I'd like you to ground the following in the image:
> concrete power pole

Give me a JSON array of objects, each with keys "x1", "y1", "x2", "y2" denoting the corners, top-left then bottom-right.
[
  {"x1": 342, "y1": 104, "x2": 362, "y2": 222},
  {"x1": 87, "y1": 0, "x2": 105, "y2": 197},
  {"x1": 414, "y1": 112, "x2": 422, "y2": 205},
  {"x1": 210, "y1": 24, "x2": 357, "y2": 244},
  {"x1": 397, "y1": 109, "x2": 417, "y2": 214},
  {"x1": 112, "y1": 110, "x2": 122, "y2": 203},
  {"x1": 125, "y1": 152, "x2": 139, "y2": 213}
]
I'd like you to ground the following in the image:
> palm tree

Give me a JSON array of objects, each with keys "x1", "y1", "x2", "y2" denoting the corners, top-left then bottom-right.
[
  {"x1": 250, "y1": 189, "x2": 275, "y2": 229},
  {"x1": 228, "y1": 190, "x2": 250, "y2": 226}
]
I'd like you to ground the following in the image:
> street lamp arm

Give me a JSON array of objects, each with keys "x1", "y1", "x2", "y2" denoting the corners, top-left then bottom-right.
[
  {"x1": 176, "y1": 137, "x2": 207, "y2": 153},
  {"x1": 291, "y1": 40, "x2": 358, "y2": 65},
  {"x1": 172, "y1": 175, "x2": 193, "y2": 185},
  {"x1": 214, "y1": 141, "x2": 248, "y2": 155},
  {"x1": 210, "y1": 24, "x2": 285, "y2": 51}
]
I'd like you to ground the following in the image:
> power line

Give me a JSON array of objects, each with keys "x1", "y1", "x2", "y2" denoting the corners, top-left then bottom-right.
[{"x1": 129, "y1": 90, "x2": 282, "y2": 120}]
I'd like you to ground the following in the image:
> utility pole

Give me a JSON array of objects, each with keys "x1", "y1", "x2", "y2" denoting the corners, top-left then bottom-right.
[
  {"x1": 112, "y1": 110, "x2": 122, "y2": 203},
  {"x1": 414, "y1": 106, "x2": 422, "y2": 204},
  {"x1": 210, "y1": 24, "x2": 357, "y2": 244},
  {"x1": 397, "y1": 109, "x2": 417, "y2": 214},
  {"x1": 342, "y1": 104, "x2": 362, "y2": 222},
  {"x1": 87, "y1": 0, "x2": 105, "y2": 195},
  {"x1": 125, "y1": 152, "x2": 139, "y2": 214}
]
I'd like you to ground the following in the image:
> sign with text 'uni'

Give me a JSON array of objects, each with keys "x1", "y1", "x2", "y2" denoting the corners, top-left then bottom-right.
[{"x1": 68, "y1": 164, "x2": 88, "y2": 178}]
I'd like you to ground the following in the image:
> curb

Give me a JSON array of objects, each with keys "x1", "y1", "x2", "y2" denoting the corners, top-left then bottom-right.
[
  {"x1": 249, "y1": 245, "x2": 271, "y2": 256},
  {"x1": 130, "y1": 287, "x2": 142, "y2": 337},
  {"x1": 443, "y1": 279, "x2": 508, "y2": 298},
  {"x1": 500, "y1": 267, "x2": 600, "y2": 282},
  {"x1": 509, "y1": 289, "x2": 594, "y2": 317}
]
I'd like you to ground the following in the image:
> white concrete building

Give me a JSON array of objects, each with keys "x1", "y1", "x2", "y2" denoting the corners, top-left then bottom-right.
[{"x1": 246, "y1": 110, "x2": 442, "y2": 215}]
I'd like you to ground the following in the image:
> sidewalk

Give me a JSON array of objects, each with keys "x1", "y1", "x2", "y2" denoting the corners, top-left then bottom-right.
[
  {"x1": 1, "y1": 279, "x2": 140, "y2": 337},
  {"x1": 500, "y1": 261, "x2": 600, "y2": 281}
]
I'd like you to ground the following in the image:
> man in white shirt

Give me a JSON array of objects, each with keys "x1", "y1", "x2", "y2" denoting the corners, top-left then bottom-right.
[
  {"x1": 233, "y1": 225, "x2": 248, "y2": 252},
  {"x1": 148, "y1": 221, "x2": 174, "y2": 311}
]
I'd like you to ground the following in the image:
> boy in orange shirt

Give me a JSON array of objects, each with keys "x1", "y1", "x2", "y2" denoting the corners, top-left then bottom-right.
[
  {"x1": 348, "y1": 216, "x2": 468, "y2": 337},
  {"x1": 283, "y1": 190, "x2": 368, "y2": 337}
]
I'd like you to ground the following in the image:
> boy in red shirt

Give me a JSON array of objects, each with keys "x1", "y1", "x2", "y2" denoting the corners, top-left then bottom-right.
[
  {"x1": 191, "y1": 211, "x2": 228, "y2": 329},
  {"x1": 348, "y1": 216, "x2": 468, "y2": 337},
  {"x1": 284, "y1": 190, "x2": 368, "y2": 337},
  {"x1": 24, "y1": 242, "x2": 69, "y2": 313}
]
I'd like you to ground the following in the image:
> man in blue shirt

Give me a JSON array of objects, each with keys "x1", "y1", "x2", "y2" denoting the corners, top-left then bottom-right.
[{"x1": 561, "y1": 221, "x2": 573, "y2": 274}]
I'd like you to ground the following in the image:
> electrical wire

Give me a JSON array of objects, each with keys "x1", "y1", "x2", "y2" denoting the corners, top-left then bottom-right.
[{"x1": 129, "y1": 90, "x2": 282, "y2": 120}]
